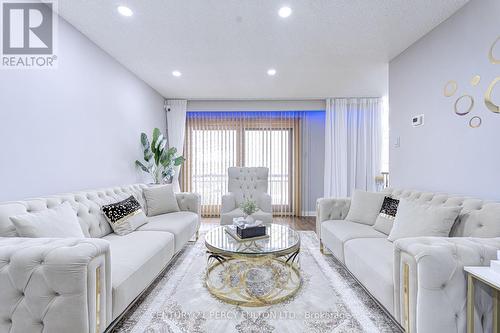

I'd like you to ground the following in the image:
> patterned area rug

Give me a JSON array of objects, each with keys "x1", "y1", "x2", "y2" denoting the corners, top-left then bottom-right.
[{"x1": 113, "y1": 229, "x2": 402, "y2": 333}]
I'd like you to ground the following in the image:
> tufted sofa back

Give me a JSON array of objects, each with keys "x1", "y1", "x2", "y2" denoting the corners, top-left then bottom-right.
[
  {"x1": 385, "y1": 188, "x2": 500, "y2": 238},
  {"x1": 0, "y1": 184, "x2": 147, "y2": 238},
  {"x1": 228, "y1": 167, "x2": 268, "y2": 205}
]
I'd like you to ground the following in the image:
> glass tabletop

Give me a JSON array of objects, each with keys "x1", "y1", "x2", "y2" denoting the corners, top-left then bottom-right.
[{"x1": 205, "y1": 223, "x2": 300, "y2": 255}]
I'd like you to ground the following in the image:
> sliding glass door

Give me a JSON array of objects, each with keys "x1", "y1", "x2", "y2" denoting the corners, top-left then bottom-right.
[
  {"x1": 244, "y1": 129, "x2": 291, "y2": 212},
  {"x1": 191, "y1": 129, "x2": 237, "y2": 213},
  {"x1": 182, "y1": 112, "x2": 300, "y2": 217}
]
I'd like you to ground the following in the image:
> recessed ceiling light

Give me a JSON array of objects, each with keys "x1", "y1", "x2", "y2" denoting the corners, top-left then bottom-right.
[
  {"x1": 278, "y1": 6, "x2": 292, "y2": 18},
  {"x1": 117, "y1": 6, "x2": 133, "y2": 17},
  {"x1": 267, "y1": 68, "x2": 277, "y2": 76},
  {"x1": 172, "y1": 70, "x2": 182, "y2": 77}
]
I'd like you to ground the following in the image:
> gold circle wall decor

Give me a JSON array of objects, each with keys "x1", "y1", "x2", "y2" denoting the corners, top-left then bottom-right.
[
  {"x1": 469, "y1": 116, "x2": 482, "y2": 128},
  {"x1": 489, "y1": 36, "x2": 500, "y2": 64},
  {"x1": 444, "y1": 80, "x2": 458, "y2": 97},
  {"x1": 471, "y1": 75, "x2": 481, "y2": 86},
  {"x1": 484, "y1": 77, "x2": 500, "y2": 113},
  {"x1": 454, "y1": 94, "x2": 474, "y2": 116}
]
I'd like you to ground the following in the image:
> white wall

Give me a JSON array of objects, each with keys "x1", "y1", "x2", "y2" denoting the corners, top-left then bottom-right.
[
  {"x1": 389, "y1": 0, "x2": 500, "y2": 200},
  {"x1": 0, "y1": 16, "x2": 165, "y2": 201},
  {"x1": 301, "y1": 111, "x2": 325, "y2": 214}
]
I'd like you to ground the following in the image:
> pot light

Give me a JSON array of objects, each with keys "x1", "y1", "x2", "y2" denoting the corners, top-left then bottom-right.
[
  {"x1": 278, "y1": 6, "x2": 292, "y2": 18},
  {"x1": 117, "y1": 6, "x2": 133, "y2": 17},
  {"x1": 172, "y1": 70, "x2": 182, "y2": 77},
  {"x1": 267, "y1": 68, "x2": 277, "y2": 76}
]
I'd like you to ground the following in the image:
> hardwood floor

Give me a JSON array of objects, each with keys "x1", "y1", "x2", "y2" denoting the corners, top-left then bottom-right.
[{"x1": 201, "y1": 216, "x2": 316, "y2": 231}]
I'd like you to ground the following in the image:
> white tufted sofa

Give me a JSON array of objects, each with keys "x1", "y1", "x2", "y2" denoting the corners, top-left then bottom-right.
[
  {"x1": 0, "y1": 184, "x2": 200, "y2": 333},
  {"x1": 317, "y1": 188, "x2": 500, "y2": 333},
  {"x1": 220, "y1": 167, "x2": 273, "y2": 225}
]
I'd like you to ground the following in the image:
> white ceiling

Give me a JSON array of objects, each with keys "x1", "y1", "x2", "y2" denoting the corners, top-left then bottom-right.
[{"x1": 57, "y1": 0, "x2": 469, "y2": 99}]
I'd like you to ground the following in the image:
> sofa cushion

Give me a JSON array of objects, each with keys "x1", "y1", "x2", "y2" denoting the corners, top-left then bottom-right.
[
  {"x1": 220, "y1": 208, "x2": 273, "y2": 226},
  {"x1": 138, "y1": 211, "x2": 198, "y2": 252},
  {"x1": 103, "y1": 231, "x2": 175, "y2": 320},
  {"x1": 345, "y1": 190, "x2": 385, "y2": 225},
  {"x1": 320, "y1": 220, "x2": 386, "y2": 262},
  {"x1": 344, "y1": 238, "x2": 395, "y2": 314}
]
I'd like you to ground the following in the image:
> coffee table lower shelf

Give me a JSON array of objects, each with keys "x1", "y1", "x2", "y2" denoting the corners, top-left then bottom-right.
[{"x1": 205, "y1": 251, "x2": 301, "y2": 307}]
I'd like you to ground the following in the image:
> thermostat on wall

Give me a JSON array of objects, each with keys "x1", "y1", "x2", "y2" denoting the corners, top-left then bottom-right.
[{"x1": 412, "y1": 114, "x2": 424, "y2": 127}]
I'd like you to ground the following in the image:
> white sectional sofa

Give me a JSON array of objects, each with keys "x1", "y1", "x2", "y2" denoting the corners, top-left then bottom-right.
[
  {"x1": 317, "y1": 188, "x2": 500, "y2": 333},
  {"x1": 0, "y1": 184, "x2": 200, "y2": 333}
]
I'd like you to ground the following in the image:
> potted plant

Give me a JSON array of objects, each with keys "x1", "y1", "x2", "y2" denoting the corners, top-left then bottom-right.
[
  {"x1": 135, "y1": 128, "x2": 185, "y2": 184},
  {"x1": 240, "y1": 199, "x2": 257, "y2": 223}
]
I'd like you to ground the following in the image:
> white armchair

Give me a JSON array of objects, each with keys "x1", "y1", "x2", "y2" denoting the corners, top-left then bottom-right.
[{"x1": 220, "y1": 167, "x2": 273, "y2": 225}]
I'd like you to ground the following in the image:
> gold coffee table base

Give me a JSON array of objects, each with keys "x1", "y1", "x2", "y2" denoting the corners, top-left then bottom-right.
[{"x1": 205, "y1": 252, "x2": 301, "y2": 307}]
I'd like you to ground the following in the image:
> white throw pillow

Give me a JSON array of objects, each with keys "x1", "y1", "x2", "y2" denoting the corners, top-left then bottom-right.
[
  {"x1": 102, "y1": 195, "x2": 147, "y2": 236},
  {"x1": 373, "y1": 215, "x2": 394, "y2": 235},
  {"x1": 345, "y1": 190, "x2": 385, "y2": 225},
  {"x1": 10, "y1": 202, "x2": 85, "y2": 238},
  {"x1": 143, "y1": 184, "x2": 180, "y2": 217},
  {"x1": 387, "y1": 199, "x2": 461, "y2": 242}
]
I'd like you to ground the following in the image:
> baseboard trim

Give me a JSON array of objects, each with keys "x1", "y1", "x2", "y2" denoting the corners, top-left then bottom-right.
[{"x1": 300, "y1": 211, "x2": 316, "y2": 217}]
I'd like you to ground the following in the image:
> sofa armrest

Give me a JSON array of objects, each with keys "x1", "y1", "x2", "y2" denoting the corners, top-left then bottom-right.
[
  {"x1": 315, "y1": 197, "x2": 351, "y2": 238},
  {"x1": 175, "y1": 192, "x2": 201, "y2": 216},
  {"x1": 0, "y1": 237, "x2": 111, "y2": 333},
  {"x1": 221, "y1": 193, "x2": 236, "y2": 214},
  {"x1": 394, "y1": 237, "x2": 500, "y2": 333}
]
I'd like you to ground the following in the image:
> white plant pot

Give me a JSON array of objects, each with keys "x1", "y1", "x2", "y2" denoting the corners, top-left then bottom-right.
[{"x1": 245, "y1": 215, "x2": 255, "y2": 223}]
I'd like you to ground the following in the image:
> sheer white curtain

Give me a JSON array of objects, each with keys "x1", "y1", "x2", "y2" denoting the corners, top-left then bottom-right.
[
  {"x1": 324, "y1": 98, "x2": 382, "y2": 197},
  {"x1": 166, "y1": 99, "x2": 187, "y2": 192}
]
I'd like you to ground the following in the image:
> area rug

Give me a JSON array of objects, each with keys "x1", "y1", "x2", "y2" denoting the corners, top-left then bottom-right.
[{"x1": 113, "y1": 229, "x2": 402, "y2": 333}]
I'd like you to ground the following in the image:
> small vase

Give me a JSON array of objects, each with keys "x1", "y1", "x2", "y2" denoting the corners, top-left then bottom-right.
[{"x1": 245, "y1": 215, "x2": 255, "y2": 223}]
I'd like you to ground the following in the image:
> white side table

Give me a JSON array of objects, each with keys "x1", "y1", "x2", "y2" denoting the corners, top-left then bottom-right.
[{"x1": 464, "y1": 266, "x2": 500, "y2": 333}]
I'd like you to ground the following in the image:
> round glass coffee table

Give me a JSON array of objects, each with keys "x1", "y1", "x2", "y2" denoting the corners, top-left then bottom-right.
[{"x1": 204, "y1": 223, "x2": 301, "y2": 307}]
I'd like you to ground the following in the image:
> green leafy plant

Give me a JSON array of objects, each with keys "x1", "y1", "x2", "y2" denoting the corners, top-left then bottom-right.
[
  {"x1": 135, "y1": 128, "x2": 185, "y2": 184},
  {"x1": 240, "y1": 199, "x2": 257, "y2": 216}
]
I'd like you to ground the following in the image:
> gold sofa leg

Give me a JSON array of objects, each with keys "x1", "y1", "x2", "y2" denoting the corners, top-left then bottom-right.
[
  {"x1": 96, "y1": 266, "x2": 101, "y2": 333},
  {"x1": 403, "y1": 263, "x2": 410, "y2": 333}
]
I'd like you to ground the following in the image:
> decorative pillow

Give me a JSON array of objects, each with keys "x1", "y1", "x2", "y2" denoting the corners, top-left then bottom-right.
[
  {"x1": 10, "y1": 202, "x2": 85, "y2": 238},
  {"x1": 345, "y1": 190, "x2": 386, "y2": 225},
  {"x1": 387, "y1": 199, "x2": 461, "y2": 242},
  {"x1": 142, "y1": 184, "x2": 180, "y2": 217},
  {"x1": 373, "y1": 197, "x2": 400, "y2": 235},
  {"x1": 102, "y1": 196, "x2": 147, "y2": 236}
]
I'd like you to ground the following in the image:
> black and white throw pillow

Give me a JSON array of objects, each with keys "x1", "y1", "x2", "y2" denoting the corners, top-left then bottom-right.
[
  {"x1": 373, "y1": 196, "x2": 400, "y2": 235},
  {"x1": 102, "y1": 196, "x2": 147, "y2": 235},
  {"x1": 380, "y1": 197, "x2": 399, "y2": 218}
]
